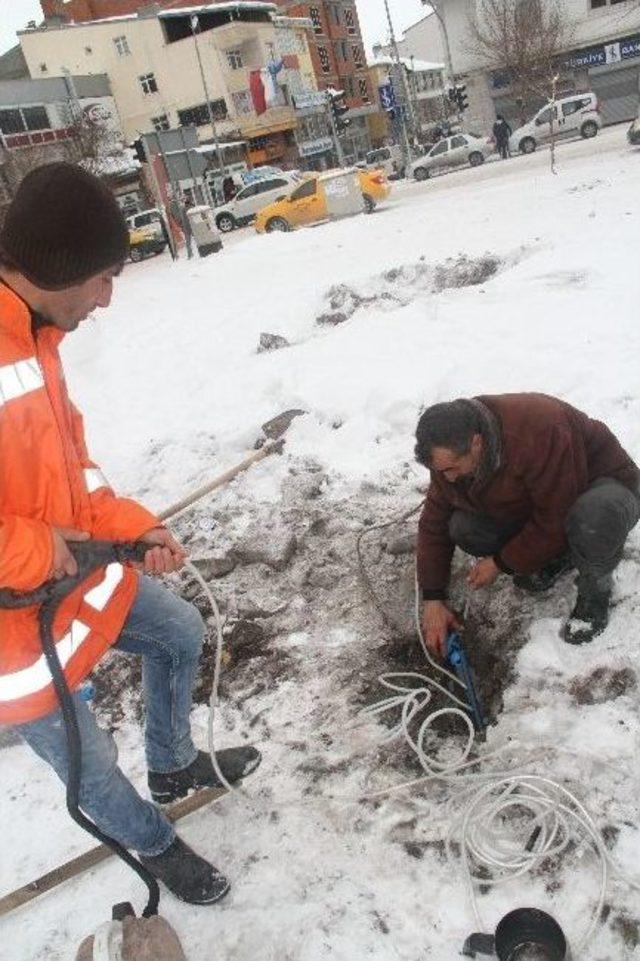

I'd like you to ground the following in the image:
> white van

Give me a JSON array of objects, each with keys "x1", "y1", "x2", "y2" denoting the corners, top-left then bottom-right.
[{"x1": 509, "y1": 93, "x2": 602, "y2": 155}]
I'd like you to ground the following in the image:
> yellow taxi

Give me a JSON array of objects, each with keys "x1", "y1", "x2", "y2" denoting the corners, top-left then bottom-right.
[{"x1": 254, "y1": 167, "x2": 390, "y2": 234}]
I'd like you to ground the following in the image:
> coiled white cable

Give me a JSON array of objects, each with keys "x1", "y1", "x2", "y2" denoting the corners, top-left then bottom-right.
[{"x1": 185, "y1": 538, "x2": 640, "y2": 959}]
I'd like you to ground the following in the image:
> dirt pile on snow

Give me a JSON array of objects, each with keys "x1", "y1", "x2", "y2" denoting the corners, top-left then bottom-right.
[{"x1": 316, "y1": 253, "x2": 501, "y2": 326}]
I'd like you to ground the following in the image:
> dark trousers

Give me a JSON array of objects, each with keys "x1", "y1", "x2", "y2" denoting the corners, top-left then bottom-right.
[
  {"x1": 498, "y1": 140, "x2": 510, "y2": 159},
  {"x1": 449, "y1": 478, "x2": 640, "y2": 593}
]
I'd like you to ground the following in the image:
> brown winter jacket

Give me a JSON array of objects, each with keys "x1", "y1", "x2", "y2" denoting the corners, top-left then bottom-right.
[{"x1": 417, "y1": 393, "x2": 640, "y2": 597}]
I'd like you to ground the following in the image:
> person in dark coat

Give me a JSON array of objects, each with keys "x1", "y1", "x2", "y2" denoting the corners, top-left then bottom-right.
[
  {"x1": 414, "y1": 394, "x2": 640, "y2": 652},
  {"x1": 222, "y1": 176, "x2": 237, "y2": 202},
  {"x1": 492, "y1": 114, "x2": 512, "y2": 159}
]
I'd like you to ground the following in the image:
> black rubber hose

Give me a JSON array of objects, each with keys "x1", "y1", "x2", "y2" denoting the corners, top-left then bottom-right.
[
  {"x1": 38, "y1": 596, "x2": 161, "y2": 917},
  {"x1": 6, "y1": 541, "x2": 162, "y2": 918}
]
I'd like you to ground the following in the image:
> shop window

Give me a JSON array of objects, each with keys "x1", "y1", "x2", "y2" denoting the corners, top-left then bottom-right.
[
  {"x1": 23, "y1": 106, "x2": 50, "y2": 131},
  {"x1": 178, "y1": 100, "x2": 228, "y2": 127},
  {"x1": 0, "y1": 106, "x2": 50, "y2": 134}
]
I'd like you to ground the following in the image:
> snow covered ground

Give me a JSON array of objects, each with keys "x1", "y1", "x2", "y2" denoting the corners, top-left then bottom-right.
[{"x1": 2, "y1": 125, "x2": 640, "y2": 960}]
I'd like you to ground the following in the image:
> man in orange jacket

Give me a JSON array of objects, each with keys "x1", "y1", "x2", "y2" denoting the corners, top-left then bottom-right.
[{"x1": 0, "y1": 163, "x2": 259, "y2": 905}]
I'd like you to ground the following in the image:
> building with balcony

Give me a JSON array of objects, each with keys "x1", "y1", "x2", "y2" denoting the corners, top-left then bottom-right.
[{"x1": 18, "y1": 2, "x2": 322, "y2": 169}]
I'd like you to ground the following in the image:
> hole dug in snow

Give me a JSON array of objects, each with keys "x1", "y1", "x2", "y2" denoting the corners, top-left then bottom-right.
[{"x1": 316, "y1": 253, "x2": 502, "y2": 326}]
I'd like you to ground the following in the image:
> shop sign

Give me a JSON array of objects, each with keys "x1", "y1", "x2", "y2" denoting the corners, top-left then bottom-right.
[{"x1": 298, "y1": 136, "x2": 334, "y2": 157}]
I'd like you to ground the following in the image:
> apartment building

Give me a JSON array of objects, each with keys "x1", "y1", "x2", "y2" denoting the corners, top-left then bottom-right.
[
  {"x1": 19, "y1": 3, "x2": 321, "y2": 168},
  {"x1": 374, "y1": 0, "x2": 640, "y2": 131},
  {"x1": 270, "y1": 1, "x2": 376, "y2": 158}
]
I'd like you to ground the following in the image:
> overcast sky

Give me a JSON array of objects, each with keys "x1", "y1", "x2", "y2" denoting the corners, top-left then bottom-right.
[{"x1": 0, "y1": 0, "x2": 428, "y2": 59}]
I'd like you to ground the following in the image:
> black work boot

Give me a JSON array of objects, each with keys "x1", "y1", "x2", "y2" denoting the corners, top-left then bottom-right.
[
  {"x1": 140, "y1": 836, "x2": 230, "y2": 905},
  {"x1": 513, "y1": 554, "x2": 573, "y2": 593},
  {"x1": 563, "y1": 587, "x2": 611, "y2": 645},
  {"x1": 148, "y1": 746, "x2": 261, "y2": 804}
]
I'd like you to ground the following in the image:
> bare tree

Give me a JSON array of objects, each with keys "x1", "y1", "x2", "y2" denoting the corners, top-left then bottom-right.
[
  {"x1": 467, "y1": 0, "x2": 574, "y2": 168},
  {"x1": 65, "y1": 108, "x2": 124, "y2": 178}
]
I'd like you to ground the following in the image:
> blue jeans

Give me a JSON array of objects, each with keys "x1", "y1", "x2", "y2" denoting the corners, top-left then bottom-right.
[{"x1": 16, "y1": 576, "x2": 205, "y2": 857}]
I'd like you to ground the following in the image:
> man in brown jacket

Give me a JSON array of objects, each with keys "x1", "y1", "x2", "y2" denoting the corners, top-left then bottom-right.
[{"x1": 415, "y1": 394, "x2": 640, "y2": 652}]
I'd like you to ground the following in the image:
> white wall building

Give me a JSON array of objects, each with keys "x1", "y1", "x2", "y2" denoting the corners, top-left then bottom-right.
[
  {"x1": 16, "y1": 2, "x2": 320, "y2": 167},
  {"x1": 375, "y1": 0, "x2": 640, "y2": 131}
]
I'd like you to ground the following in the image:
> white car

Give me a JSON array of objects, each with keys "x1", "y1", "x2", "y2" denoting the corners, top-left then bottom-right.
[
  {"x1": 409, "y1": 133, "x2": 494, "y2": 181},
  {"x1": 509, "y1": 93, "x2": 602, "y2": 155},
  {"x1": 215, "y1": 172, "x2": 301, "y2": 232}
]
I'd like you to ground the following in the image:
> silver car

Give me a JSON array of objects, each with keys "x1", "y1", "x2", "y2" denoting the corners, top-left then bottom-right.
[{"x1": 409, "y1": 133, "x2": 493, "y2": 181}]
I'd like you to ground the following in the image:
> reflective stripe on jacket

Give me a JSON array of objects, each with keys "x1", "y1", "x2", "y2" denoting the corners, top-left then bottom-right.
[{"x1": 0, "y1": 284, "x2": 159, "y2": 724}]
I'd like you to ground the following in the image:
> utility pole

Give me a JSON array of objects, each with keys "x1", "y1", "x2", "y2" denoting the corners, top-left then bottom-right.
[
  {"x1": 141, "y1": 134, "x2": 178, "y2": 260},
  {"x1": 422, "y1": 0, "x2": 461, "y2": 126},
  {"x1": 382, "y1": 0, "x2": 413, "y2": 169},
  {"x1": 190, "y1": 14, "x2": 226, "y2": 184},
  {"x1": 326, "y1": 92, "x2": 346, "y2": 167}
]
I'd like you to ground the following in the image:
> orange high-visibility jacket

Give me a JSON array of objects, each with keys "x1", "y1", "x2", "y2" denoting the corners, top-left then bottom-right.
[{"x1": 0, "y1": 284, "x2": 159, "y2": 725}]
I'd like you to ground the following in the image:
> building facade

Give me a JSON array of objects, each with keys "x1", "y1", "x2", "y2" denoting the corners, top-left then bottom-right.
[
  {"x1": 0, "y1": 72, "x2": 141, "y2": 213},
  {"x1": 36, "y1": 0, "x2": 380, "y2": 162},
  {"x1": 271, "y1": 1, "x2": 376, "y2": 158},
  {"x1": 375, "y1": 0, "x2": 640, "y2": 132},
  {"x1": 369, "y1": 55, "x2": 446, "y2": 145},
  {"x1": 20, "y1": 3, "x2": 323, "y2": 169}
]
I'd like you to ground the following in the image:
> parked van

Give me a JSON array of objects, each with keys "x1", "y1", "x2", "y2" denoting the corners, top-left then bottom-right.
[{"x1": 509, "y1": 93, "x2": 602, "y2": 155}]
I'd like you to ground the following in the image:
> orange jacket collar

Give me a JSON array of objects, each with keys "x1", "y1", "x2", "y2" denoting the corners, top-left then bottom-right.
[{"x1": 0, "y1": 281, "x2": 65, "y2": 350}]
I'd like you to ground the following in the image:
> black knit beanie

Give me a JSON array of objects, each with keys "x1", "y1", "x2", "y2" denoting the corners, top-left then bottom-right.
[{"x1": 0, "y1": 162, "x2": 129, "y2": 290}]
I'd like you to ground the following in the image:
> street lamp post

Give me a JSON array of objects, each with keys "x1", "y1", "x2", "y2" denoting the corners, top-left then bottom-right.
[
  {"x1": 189, "y1": 14, "x2": 227, "y2": 186},
  {"x1": 382, "y1": 0, "x2": 413, "y2": 168}
]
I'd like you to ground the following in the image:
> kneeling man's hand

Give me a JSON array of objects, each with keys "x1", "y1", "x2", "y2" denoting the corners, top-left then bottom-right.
[
  {"x1": 422, "y1": 601, "x2": 461, "y2": 659},
  {"x1": 467, "y1": 557, "x2": 499, "y2": 590}
]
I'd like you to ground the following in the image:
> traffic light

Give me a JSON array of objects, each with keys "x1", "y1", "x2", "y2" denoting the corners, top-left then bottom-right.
[
  {"x1": 329, "y1": 89, "x2": 351, "y2": 133},
  {"x1": 455, "y1": 84, "x2": 469, "y2": 112},
  {"x1": 131, "y1": 138, "x2": 146, "y2": 163}
]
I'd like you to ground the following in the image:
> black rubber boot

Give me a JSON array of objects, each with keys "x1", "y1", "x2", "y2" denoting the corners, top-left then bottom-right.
[
  {"x1": 148, "y1": 746, "x2": 261, "y2": 804},
  {"x1": 563, "y1": 588, "x2": 611, "y2": 645},
  {"x1": 513, "y1": 554, "x2": 573, "y2": 593},
  {"x1": 140, "y1": 836, "x2": 230, "y2": 905}
]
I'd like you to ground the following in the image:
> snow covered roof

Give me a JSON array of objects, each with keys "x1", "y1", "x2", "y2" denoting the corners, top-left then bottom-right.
[
  {"x1": 370, "y1": 55, "x2": 444, "y2": 73},
  {"x1": 158, "y1": 2, "x2": 277, "y2": 18},
  {"x1": 18, "y1": 13, "x2": 138, "y2": 31}
]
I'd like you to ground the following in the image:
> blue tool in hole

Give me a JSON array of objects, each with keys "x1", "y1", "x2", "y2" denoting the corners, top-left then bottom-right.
[{"x1": 445, "y1": 631, "x2": 488, "y2": 731}]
